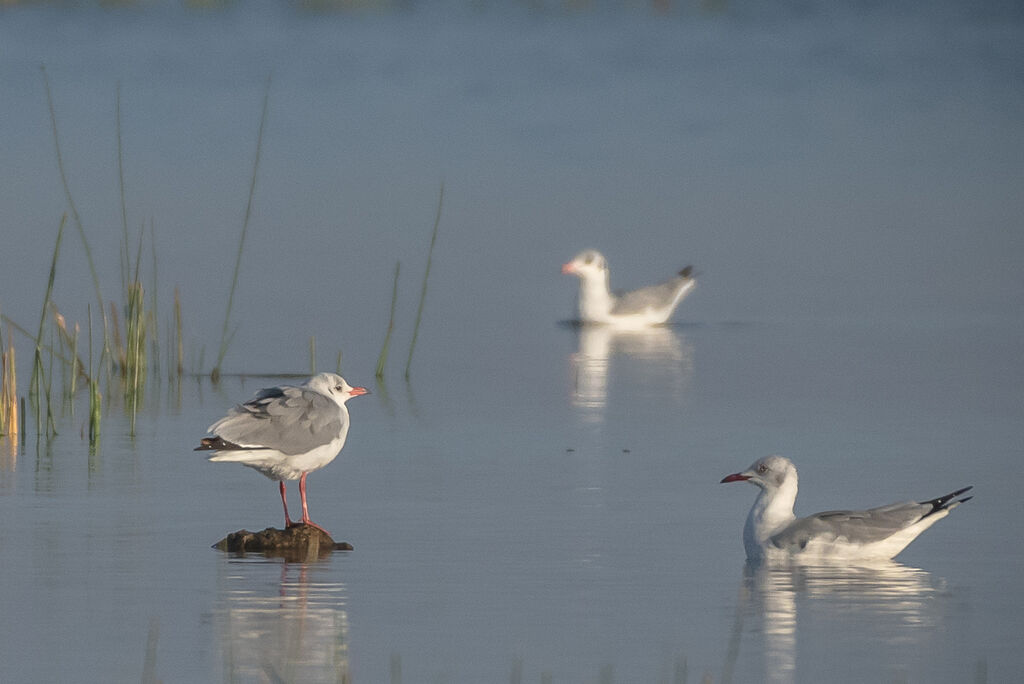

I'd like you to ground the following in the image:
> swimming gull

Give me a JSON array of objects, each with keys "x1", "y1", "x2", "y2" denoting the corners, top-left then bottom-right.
[
  {"x1": 721, "y1": 455, "x2": 972, "y2": 562},
  {"x1": 196, "y1": 372, "x2": 369, "y2": 535},
  {"x1": 561, "y1": 249, "x2": 696, "y2": 328}
]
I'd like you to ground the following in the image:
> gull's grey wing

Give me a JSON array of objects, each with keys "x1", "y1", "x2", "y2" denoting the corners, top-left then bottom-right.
[
  {"x1": 769, "y1": 486, "x2": 973, "y2": 551},
  {"x1": 611, "y1": 267, "x2": 695, "y2": 316},
  {"x1": 769, "y1": 503, "x2": 928, "y2": 551},
  {"x1": 206, "y1": 385, "x2": 345, "y2": 455}
]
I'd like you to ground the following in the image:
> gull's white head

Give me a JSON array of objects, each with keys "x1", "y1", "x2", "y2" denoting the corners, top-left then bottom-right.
[
  {"x1": 721, "y1": 455, "x2": 799, "y2": 493},
  {"x1": 561, "y1": 249, "x2": 608, "y2": 280},
  {"x1": 304, "y1": 372, "x2": 370, "y2": 406}
]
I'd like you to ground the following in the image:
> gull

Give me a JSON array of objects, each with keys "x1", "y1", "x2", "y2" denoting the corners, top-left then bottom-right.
[
  {"x1": 561, "y1": 249, "x2": 696, "y2": 328},
  {"x1": 721, "y1": 455, "x2": 972, "y2": 562},
  {"x1": 196, "y1": 372, "x2": 368, "y2": 536}
]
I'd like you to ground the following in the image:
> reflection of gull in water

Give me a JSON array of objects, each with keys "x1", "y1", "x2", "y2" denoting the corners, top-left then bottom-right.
[
  {"x1": 216, "y1": 560, "x2": 349, "y2": 682},
  {"x1": 568, "y1": 325, "x2": 693, "y2": 413},
  {"x1": 725, "y1": 560, "x2": 945, "y2": 684}
]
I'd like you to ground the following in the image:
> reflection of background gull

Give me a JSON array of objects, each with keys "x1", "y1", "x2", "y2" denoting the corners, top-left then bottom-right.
[
  {"x1": 216, "y1": 560, "x2": 349, "y2": 683},
  {"x1": 724, "y1": 561, "x2": 943, "y2": 684},
  {"x1": 569, "y1": 325, "x2": 693, "y2": 414}
]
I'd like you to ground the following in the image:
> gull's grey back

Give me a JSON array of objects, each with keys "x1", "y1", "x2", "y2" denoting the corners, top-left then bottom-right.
[{"x1": 208, "y1": 384, "x2": 347, "y2": 456}]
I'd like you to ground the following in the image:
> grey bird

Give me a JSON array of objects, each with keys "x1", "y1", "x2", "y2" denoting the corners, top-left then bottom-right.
[
  {"x1": 721, "y1": 455, "x2": 972, "y2": 562},
  {"x1": 562, "y1": 249, "x2": 696, "y2": 328},
  {"x1": 196, "y1": 372, "x2": 368, "y2": 535}
]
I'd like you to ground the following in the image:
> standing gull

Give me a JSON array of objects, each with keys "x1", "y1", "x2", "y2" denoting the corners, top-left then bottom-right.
[
  {"x1": 561, "y1": 249, "x2": 696, "y2": 328},
  {"x1": 196, "y1": 372, "x2": 368, "y2": 535},
  {"x1": 721, "y1": 455, "x2": 972, "y2": 562}
]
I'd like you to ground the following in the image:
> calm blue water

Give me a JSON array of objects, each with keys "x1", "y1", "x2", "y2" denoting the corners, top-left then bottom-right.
[{"x1": 1, "y1": 2, "x2": 1022, "y2": 682}]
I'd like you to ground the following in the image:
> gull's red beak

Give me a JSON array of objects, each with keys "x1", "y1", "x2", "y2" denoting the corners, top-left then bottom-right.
[
  {"x1": 561, "y1": 262, "x2": 576, "y2": 275},
  {"x1": 349, "y1": 386, "x2": 370, "y2": 397},
  {"x1": 721, "y1": 472, "x2": 750, "y2": 483}
]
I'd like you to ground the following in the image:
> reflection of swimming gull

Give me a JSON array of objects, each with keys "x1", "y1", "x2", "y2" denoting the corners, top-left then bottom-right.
[
  {"x1": 561, "y1": 249, "x2": 696, "y2": 328},
  {"x1": 720, "y1": 455, "x2": 972, "y2": 562},
  {"x1": 569, "y1": 326, "x2": 692, "y2": 410},
  {"x1": 196, "y1": 373, "x2": 369, "y2": 535},
  {"x1": 217, "y1": 561, "x2": 349, "y2": 682},
  {"x1": 734, "y1": 560, "x2": 944, "y2": 684}
]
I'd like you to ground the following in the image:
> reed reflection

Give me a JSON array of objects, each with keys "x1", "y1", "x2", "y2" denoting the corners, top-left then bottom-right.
[
  {"x1": 567, "y1": 324, "x2": 692, "y2": 416},
  {"x1": 216, "y1": 559, "x2": 349, "y2": 683},
  {"x1": 727, "y1": 560, "x2": 944, "y2": 683}
]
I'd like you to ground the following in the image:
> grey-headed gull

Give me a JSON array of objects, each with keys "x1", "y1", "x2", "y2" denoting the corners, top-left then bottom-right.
[
  {"x1": 196, "y1": 372, "x2": 369, "y2": 535},
  {"x1": 721, "y1": 455, "x2": 972, "y2": 562},
  {"x1": 561, "y1": 249, "x2": 696, "y2": 328}
]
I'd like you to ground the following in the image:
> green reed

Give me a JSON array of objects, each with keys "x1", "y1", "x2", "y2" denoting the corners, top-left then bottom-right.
[
  {"x1": 43, "y1": 66, "x2": 110, "y2": 374},
  {"x1": 173, "y1": 287, "x2": 184, "y2": 380},
  {"x1": 405, "y1": 183, "x2": 443, "y2": 380},
  {"x1": 213, "y1": 77, "x2": 270, "y2": 382},
  {"x1": 29, "y1": 214, "x2": 65, "y2": 438},
  {"x1": 117, "y1": 81, "x2": 130, "y2": 297},
  {"x1": 375, "y1": 260, "x2": 401, "y2": 379},
  {"x1": 0, "y1": 324, "x2": 16, "y2": 439},
  {"x1": 88, "y1": 304, "x2": 101, "y2": 447},
  {"x1": 124, "y1": 280, "x2": 146, "y2": 434}
]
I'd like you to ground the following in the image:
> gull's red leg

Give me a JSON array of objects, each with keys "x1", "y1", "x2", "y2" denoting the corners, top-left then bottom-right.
[
  {"x1": 298, "y1": 472, "x2": 331, "y2": 536},
  {"x1": 280, "y1": 481, "x2": 297, "y2": 528}
]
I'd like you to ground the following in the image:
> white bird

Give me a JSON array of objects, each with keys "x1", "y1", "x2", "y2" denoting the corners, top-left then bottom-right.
[
  {"x1": 561, "y1": 249, "x2": 696, "y2": 328},
  {"x1": 721, "y1": 455, "x2": 972, "y2": 562},
  {"x1": 196, "y1": 373, "x2": 369, "y2": 536}
]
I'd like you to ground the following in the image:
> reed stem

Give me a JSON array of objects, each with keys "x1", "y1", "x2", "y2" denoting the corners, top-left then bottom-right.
[
  {"x1": 213, "y1": 77, "x2": 270, "y2": 381},
  {"x1": 375, "y1": 260, "x2": 400, "y2": 379},
  {"x1": 42, "y1": 66, "x2": 110, "y2": 376},
  {"x1": 405, "y1": 183, "x2": 443, "y2": 380},
  {"x1": 30, "y1": 215, "x2": 66, "y2": 437}
]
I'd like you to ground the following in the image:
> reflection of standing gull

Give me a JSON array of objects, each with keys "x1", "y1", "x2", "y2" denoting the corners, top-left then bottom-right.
[
  {"x1": 569, "y1": 325, "x2": 693, "y2": 412},
  {"x1": 729, "y1": 560, "x2": 945, "y2": 684},
  {"x1": 721, "y1": 455, "x2": 972, "y2": 562},
  {"x1": 562, "y1": 250, "x2": 696, "y2": 328},
  {"x1": 196, "y1": 373, "x2": 369, "y2": 535},
  {"x1": 217, "y1": 560, "x2": 349, "y2": 682}
]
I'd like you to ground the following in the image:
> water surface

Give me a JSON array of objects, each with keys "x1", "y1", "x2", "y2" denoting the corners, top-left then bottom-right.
[{"x1": 0, "y1": 2, "x2": 1022, "y2": 682}]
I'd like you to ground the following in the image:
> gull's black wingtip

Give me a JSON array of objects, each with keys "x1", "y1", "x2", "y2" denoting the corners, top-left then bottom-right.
[{"x1": 922, "y1": 485, "x2": 974, "y2": 514}]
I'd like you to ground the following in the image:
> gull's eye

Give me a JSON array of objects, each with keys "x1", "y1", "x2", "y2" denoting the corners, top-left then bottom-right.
[
  {"x1": 584, "y1": 254, "x2": 593, "y2": 264},
  {"x1": 757, "y1": 464, "x2": 768, "y2": 474},
  {"x1": 334, "y1": 385, "x2": 343, "y2": 392}
]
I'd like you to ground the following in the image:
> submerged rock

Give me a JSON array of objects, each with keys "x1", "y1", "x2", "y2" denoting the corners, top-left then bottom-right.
[{"x1": 213, "y1": 525, "x2": 353, "y2": 560}]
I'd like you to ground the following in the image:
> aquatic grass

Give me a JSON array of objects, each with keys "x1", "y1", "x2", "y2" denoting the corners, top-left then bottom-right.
[
  {"x1": 1, "y1": 327, "x2": 16, "y2": 439},
  {"x1": 42, "y1": 66, "x2": 110, "y2": 373},
  {"x1": 29, "y1": 214, "x2": 66, "y2": 438},
  {"x1": 88, "y1": 304, "x2": 101, "y2": 448},
  {"x1": 172, "y1": 287, "x2": 184, "y2": 380},
  {"x1": 375, "y1": 260, "x2": 400, "y2": 379},
  {"x1": 117, "y1": 81, "x2": 130, "y2": 297},
  {"x1": 213, "y1": 77, "x2": 271, "y2": 382},
  {"x1": 149, "y1": 224, "x2": 161, "y2": 381},
  {"x1": 404, "y1": 183, "x2": 443, "y2": 380},
  {"x1": 124, "y1": 280, "x2": 146, "y2": 434},
  {"x1": 51, "y1": 309, "x2": 82, "y2": 402}
]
